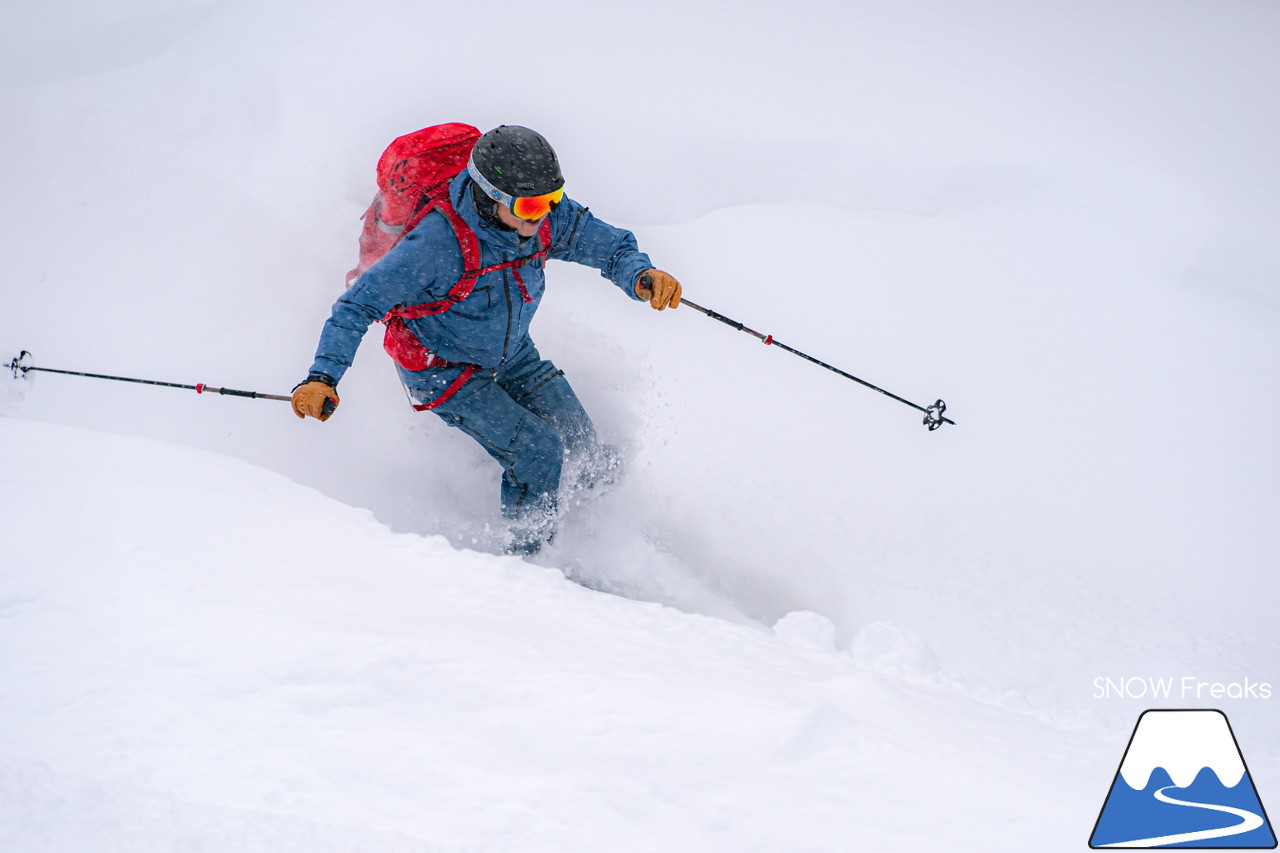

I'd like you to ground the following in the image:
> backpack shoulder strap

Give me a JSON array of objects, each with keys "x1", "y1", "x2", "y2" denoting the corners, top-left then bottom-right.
[
  {"x1": 385, "y1": 198, "x2": 556, "y2": 321},
  {"x1": 383, "y1": 195, "x2": 484, "y2": 321},
  {"x1": 431, "y1": 195, "x2": 482, "y2": 274}
]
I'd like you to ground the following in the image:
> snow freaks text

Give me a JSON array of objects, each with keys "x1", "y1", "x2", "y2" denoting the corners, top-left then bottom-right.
[{"x1": 1092, "y1": 676, "x2": 1274, "y2": 701}]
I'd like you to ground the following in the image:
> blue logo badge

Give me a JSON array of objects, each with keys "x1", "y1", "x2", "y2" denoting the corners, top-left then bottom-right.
[{"x1": 1090, "y1": 709, "x2": 1276, "y2": 848}]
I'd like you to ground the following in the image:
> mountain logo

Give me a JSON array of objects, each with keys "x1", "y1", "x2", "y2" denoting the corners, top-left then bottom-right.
[{"x1": 1090, "y1": 709, "x2": 1276, "y2": 848}]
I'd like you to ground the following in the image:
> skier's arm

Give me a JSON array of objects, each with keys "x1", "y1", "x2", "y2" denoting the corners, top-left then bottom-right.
[
  {"x1": 306, "y1": 285, "x2": 386, "y2": 387},
  {"x1": 294, "y1": 236, "x2": 437, "y2": 423},
  {"x1": 548, "y1": 197, "x2": 657, "y2": 300},
  {"x1": 305, "y1": 234, "x2": 431, "y2": 386}
]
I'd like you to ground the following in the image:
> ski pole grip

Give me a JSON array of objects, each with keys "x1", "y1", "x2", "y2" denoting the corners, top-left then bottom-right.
[
  {"x1": 640, "y1": 272, "x2": 653, "y2": 294},
  {"x1": 322, "y1": 398, "x2": 337, "y2": 416}
]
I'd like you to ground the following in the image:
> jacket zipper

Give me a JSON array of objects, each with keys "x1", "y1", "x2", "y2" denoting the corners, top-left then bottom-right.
[{"x1": 500, "y1": 253, "x2": 513, "y2": 364}]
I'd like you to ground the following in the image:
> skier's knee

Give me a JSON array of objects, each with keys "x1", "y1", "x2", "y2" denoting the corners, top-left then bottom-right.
[{"x1": 510, "y1": 416, "x2": 565, "y2": 486}]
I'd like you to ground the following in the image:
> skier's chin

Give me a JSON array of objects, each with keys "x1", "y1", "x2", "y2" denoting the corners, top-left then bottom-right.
[{"x1": 515, "y1": 219, "x2": 543, "y2": 238}]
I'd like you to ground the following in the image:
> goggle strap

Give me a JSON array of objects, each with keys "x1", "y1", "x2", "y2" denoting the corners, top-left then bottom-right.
[{"x1": 466, "y1": 154, "x2": 515, "y2": 209}]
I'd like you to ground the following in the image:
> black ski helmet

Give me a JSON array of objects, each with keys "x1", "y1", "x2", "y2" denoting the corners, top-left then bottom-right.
[{"x1": 469, "y1": 125, "x2": 564, "y2": 198}]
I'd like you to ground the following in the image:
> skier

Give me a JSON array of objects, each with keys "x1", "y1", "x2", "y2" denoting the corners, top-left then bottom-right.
[{"x1": 291, "y1": 125, "x2": 682, "y2": 554}]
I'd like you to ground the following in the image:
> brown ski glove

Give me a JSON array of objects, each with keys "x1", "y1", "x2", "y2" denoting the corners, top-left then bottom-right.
[
  {"x1": 291, "y1": 378, "x2": 339, "y2": 421},
  {"x1": 635, "y1": 270, "x2": 682, "y2": 311}
]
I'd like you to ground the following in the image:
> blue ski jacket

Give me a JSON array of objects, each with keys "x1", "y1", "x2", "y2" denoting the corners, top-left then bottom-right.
[{"x1": 308, "y1": 172, "x2": 652, "y2": 384}]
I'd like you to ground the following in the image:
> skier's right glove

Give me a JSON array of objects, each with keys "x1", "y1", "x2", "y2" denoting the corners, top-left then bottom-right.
[{"x1": 291, "y1": 376, "x2": 339, "y2": 421}]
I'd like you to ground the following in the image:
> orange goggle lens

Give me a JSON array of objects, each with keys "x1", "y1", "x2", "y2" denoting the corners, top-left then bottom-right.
[{"x1": 511, "y1": 187, "x2": 564, "y2": 221}]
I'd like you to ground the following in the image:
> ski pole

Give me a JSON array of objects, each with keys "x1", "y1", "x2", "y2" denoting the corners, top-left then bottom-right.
[
  {"x1": 6, "y1": 350, "x2": 335, "y2": 415},
  {"x1": 646, "y1": 276, "x2": 955, "y2": 431}
]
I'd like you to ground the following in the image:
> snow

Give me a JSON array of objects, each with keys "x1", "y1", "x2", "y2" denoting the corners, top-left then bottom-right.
[
  {"x1": 1, "y1": 416, "x2": 1104, "y2": 851},
  {"x1": 2, "y1": 1, "x2": 1279, "y2": 850}
]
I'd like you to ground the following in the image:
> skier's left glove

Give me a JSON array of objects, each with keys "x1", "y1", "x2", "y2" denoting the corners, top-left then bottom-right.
[{"x1": 635, "y1": 270, "x2": 682, "y2": 311}]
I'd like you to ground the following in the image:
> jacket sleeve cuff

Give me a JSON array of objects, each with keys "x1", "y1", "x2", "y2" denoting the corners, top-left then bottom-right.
[
  {"x1": 624, "y1": 261, "x2": 653, "y2": 300},
  {"x1": 293, "y1": 372, "x2": 337, "y2": 392}
]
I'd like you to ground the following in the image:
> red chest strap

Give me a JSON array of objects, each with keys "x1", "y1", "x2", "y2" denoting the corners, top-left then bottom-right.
[{"x1": 384, "y1": 200, "x2": 551, "y2": 322}]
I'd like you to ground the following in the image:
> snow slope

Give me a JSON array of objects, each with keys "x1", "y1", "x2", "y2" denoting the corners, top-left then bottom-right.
[
  {"x1": 1, "y1": 416, "x2": 1107, "y2": 851},
  {"x1": 2, "y1": 0, "x2": 1279, "y2": 849}
]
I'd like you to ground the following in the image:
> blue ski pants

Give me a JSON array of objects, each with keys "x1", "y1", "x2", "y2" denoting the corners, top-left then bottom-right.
[{"x1": 399, "y1": 341, "x2": 602, "y2": 549}]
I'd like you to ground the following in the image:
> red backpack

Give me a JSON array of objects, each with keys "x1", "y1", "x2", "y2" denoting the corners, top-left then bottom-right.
[{"x1": 348, "y1": 123, "x2": 551, "y2": 381}]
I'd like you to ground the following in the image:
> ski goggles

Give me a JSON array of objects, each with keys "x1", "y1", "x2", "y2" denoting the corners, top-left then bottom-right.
[{"x1": 467, "y1": 156, "x2": 564, "y2": 221}]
